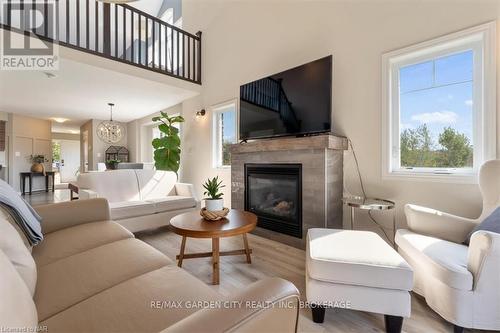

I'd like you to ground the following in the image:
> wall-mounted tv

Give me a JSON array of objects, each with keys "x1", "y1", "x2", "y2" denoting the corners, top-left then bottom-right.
[{"x1": 239, "y1": 55, "x2": 332, "y2": 140}]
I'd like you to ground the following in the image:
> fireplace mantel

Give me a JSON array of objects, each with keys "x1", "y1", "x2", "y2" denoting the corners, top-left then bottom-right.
[
  {"x1": 230, "y1": 133, "x2": 347, "y2": 248},
  {"x1": 230, "y1": 134, "x2": 348, "y2": 154}
]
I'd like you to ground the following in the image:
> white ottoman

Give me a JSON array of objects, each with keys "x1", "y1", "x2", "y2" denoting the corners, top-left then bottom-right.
[{"x1": 306, "y1": 228, "x2": 413, "y2": 333}]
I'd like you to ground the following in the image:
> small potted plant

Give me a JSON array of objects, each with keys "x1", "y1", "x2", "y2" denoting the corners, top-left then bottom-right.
[
  {"x1": 203, "y1": 176, "x2": 225, "y2": 211},
  {"x1": 105, "y1": 159, "x2": 121, "y2": 170}
]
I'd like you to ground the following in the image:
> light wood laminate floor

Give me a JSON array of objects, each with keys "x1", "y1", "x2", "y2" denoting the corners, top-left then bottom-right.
[
  {"x1": 29, "y1": 193, "x2": 490, "y2": 333},
  {"x1": 136, "y1": 227, "x2": 491, "y2": 333}
]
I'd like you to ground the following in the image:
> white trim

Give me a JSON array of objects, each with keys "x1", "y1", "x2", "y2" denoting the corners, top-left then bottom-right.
[
  {"x1": 211, "y1": 98, "x2": 239, "y2": 169},
  {"x1": 381, "y1": 22, "x2": 496, "y2": 184}
]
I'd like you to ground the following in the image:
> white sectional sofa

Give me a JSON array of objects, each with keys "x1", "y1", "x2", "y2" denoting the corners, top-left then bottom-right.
[{"x1": 75, "y1": 170, "x2": 199, "y2": 232}]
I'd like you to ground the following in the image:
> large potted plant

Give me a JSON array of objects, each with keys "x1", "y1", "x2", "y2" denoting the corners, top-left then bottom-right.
[
  {"x1": 203, "y1": 176, "x2": 225, "y2": 211},
  {"x1": 151, "y1": 112, "x2": 184, "y2": 174}
]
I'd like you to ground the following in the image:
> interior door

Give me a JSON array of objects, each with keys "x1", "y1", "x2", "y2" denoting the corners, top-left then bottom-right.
[{"x1": 59, "y1": 140, "x2": 80, "y2": 183}]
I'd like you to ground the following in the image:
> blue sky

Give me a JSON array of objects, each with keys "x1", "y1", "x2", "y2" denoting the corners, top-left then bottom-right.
[
  {"x1": 399, "y1": 50, "x2": 473, "y2": 147},
  {"x1": 221, "y1": 110, "x2": 236, "y2": 143}
]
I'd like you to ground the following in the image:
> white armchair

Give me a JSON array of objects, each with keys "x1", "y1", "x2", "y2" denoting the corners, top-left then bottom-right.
[{"x1": 395, "y1": 160, "x2": 500, "y2": 332}]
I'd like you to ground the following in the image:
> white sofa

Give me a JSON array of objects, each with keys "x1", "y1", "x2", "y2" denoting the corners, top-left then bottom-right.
[
  {"x1": 395, "y1": 160, "x2": 500, "y2": 332},
  {"x1": 76, "y1": 170, "x2": 200, "y2": 232}
]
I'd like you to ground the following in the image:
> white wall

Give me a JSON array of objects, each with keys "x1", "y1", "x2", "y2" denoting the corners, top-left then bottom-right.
[
  {"x1": 180, "y1": 0, "x2": 500, "y2": 237},
  {"x1": 8, "y1": 114, "x2": 52, "y2": 192},
  {"x1": 127, "y1": 103, "x2": 183, "y2": 164}
]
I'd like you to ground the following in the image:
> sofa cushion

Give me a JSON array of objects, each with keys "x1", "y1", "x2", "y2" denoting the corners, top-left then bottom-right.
[
  {"x1": 109, "y1": 201, "x2": 157, "y2": 220},
  {"x1": 33, "y1": 221, "x2": 133, "y2": 266},
  {"x1": 137, "y1": 170, "x2": 177, "y2": 200},
  {"x1": 147, "y1": 196, "x2": 197, "y2": 214},
  {"x1": 0, "y1": 219, "x2": 37, "y2": 296},
  {"x1": 76, "y1": 170, "x2": 140, "y2": 203},
  {"x1": 307, "y1": 228, "x2": 413, "y2": 291},
  {"x1": 35, "y1": 238, "x2": 172, "y2": 321},
  {"x1": 395, "y1": 229, "x2": 472, "y2": 291},
  {"x1": 40, "y1": 266, "x2": 221, "y2": 333},
  {"x1": 0, "y1": 250, "x2": 38, "y2": 330}
]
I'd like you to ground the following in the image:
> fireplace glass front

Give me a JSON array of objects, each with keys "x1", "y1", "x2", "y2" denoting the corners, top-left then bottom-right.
[{"x1": 245, "y1": 164, "x2": 302, "y2": 238}]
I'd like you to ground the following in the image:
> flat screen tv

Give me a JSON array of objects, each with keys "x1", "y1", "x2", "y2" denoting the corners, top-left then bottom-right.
[{"x1": 239, "y1": 55, "x2": 332, "y2": 140}]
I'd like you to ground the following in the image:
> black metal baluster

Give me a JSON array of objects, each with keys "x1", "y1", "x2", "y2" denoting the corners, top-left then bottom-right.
[
  {"x1": 114, "y1": 4, "x2": 117, "y2": 57},
  {"x1": 32, "y1": 1, "x2": 36, "y2": 35},
  {"x1": 176, "y1": 30, "x2": 179, "y2": 75},
  {"x1": 66, "y1": 0, "x2": 69, "y2": 42},
  {"x1": 76, "y1": 0, "x2": 80, "y2": 45},
  {"x1": 86, "y1": 0, "x2": 89, "y2": 48},
  {"x1": 164, "y1": 24, "x2": 168, "y2": 72},
  {"x1": 44, "y1": 0, "x2": 49, "y2": 38},
  {"x1": 145, "y1": 17, "x2": 148, "y2": 65},
  {"x1": 122, "y1": 7, "x2": 126, "y2": 60},
  {"x1": 159, "y1": 23, "x2": 162, "y2": 70},
  {"x1": 182, "y1": 34, "x2": 185, "y2": 78},
  {"x1": 170, "y1": 27, "x2": 173, "y2": 73},
  {"x1": 152, "y1": 21, "x2": 155, "y2": 68},
  {"x1": 55, "y1": 0, "x2": 60, "y2": 41},
  {"x1": 95, "y1": 0, "x2": 98, "y2": 51},
  {"x1": 196, "y1": 31, "x2": 202, "y2": 83},
  {"x1": 131, "y1": 12, "x2": 134, "y2": 62},
  {"x1": 138, "y1": 14, "x2": 142, "y2": 65},
  {"x1": 187, "y1": 36, "x2": 191, "y2": 80},
  {"x1": 7, "y1": 0, "x2": 12, "y2": 26}
]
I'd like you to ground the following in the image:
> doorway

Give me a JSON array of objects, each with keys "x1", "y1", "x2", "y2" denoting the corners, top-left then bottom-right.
[{"x1": 53, "y1": 139, "x2": 80, "y2": 184}]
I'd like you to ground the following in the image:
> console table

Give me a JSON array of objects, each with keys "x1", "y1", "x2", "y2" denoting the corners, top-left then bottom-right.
[{"x1": 20, "y1": 171, "x2": 56, "y2": 195}]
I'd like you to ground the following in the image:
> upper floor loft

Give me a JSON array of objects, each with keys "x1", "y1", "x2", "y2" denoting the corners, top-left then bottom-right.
[{"x1": 0, "y1": 0, "x2": 201, "y2": 84}]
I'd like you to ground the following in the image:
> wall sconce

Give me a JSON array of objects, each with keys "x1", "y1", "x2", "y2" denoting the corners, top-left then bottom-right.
[{"x1": 195, "y1": 109, "x2": 206, "y2": 121}]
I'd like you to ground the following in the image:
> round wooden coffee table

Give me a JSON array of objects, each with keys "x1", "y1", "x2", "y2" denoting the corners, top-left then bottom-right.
[{"x1": 170, "y1": 209, "x2": 257, "y2": 285}]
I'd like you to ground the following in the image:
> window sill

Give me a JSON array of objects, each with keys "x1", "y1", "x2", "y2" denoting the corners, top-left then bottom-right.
[
  {"x1": 214, "y1": 165, "x2": 231, "y2": 170},
  {"x1": 382, "y1": 170, "x2": 478, "y2": 184}
]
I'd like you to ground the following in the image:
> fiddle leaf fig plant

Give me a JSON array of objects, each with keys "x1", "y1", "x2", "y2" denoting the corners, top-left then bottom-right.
[
  {"x1": 203, "y1": 176, "x2": 225, "y2": 200},
  {"x1": 152, "y1": 112, "x2": 185, "y2": 174}
]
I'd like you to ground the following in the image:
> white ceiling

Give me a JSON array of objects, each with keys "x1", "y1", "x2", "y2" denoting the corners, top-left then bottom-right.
[{"x1": 0, "y1": 57, "x2": 197, "y2": 129}]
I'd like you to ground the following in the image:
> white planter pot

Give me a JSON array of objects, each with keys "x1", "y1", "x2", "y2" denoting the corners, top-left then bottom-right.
[{"x1": 205, "y1": 198, "x2": 224, "y2": 211}]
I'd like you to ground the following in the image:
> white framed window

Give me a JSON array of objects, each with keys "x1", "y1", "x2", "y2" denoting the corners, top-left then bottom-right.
[
  {"x1": 212, "y1": 99, "x2": 238, "y2": 168},
  {"x1": 382, "y1": 22, "x2": 496, "y2": 183}
]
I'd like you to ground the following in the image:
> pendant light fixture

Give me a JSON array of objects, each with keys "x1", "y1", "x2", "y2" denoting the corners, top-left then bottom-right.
[{"x1": 97, "y1": 103, "x2": 125, "y2": 144}]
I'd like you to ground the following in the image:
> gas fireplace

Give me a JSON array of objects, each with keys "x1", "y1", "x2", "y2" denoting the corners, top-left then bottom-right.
[{"x1": 244, "y1": 164, "x2": 302, "y2": 238}]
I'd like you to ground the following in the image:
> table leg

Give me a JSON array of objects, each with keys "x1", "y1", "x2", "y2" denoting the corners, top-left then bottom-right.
[
  {"x1": 45, "y1": 174, "x2": 49, "y2": 192},
  {"x1": 178, "y1": 236, "x2": 187, "y2": 267},
  {"x1": 29, "y1": 176, "x2": 32, "y2": 195},
  {"x1": 212, "y1": 238, "x2": 220, "y2": 285},
  {"x1": 350, "y1": 206, "x2": 355, "y2": 230},
  {"x1": 243, "y1": 233, "x2": 252, "y2": 264},
  {"x1": 21, "y1": 175, "x2": 25, "y2": 195},
  {"x1": 52, "y1": 174, "x2": 55, "y2": 192}
]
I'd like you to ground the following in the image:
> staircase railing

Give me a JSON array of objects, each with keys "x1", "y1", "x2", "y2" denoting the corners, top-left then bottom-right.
[
  {"x1": 240, "y1": 77, "x2": 300, "y2": 132},
  {"x1": 0, "y1": 0, "x2": 201, "y2": 84}
]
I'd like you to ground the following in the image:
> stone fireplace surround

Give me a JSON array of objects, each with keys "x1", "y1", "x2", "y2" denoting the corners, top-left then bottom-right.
[{"x1": 230, "y1": 134, "x2": 347, "y2": 248}]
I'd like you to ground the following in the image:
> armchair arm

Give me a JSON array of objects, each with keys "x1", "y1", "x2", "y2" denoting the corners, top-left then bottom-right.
[
  {"x1": 78, "y1": 189, "x2": 99, "y2": 200},
  {"x1": 404, "y1": 204, "x2": 477, "y2": 243},
  {"x1": 162, "y1": 278, "x2": 300, "y2": 333},
  {"x1": 467, "y1": 230, "x2": 500, "y2": 290},
  {"x1": 35, "y1": 198, "x2": 111, "y2": 234}
]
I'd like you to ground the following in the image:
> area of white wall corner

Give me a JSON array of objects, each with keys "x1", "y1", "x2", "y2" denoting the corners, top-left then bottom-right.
[{"x1": 180, "y1": 0, "x2": 499, "y2": 236}]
